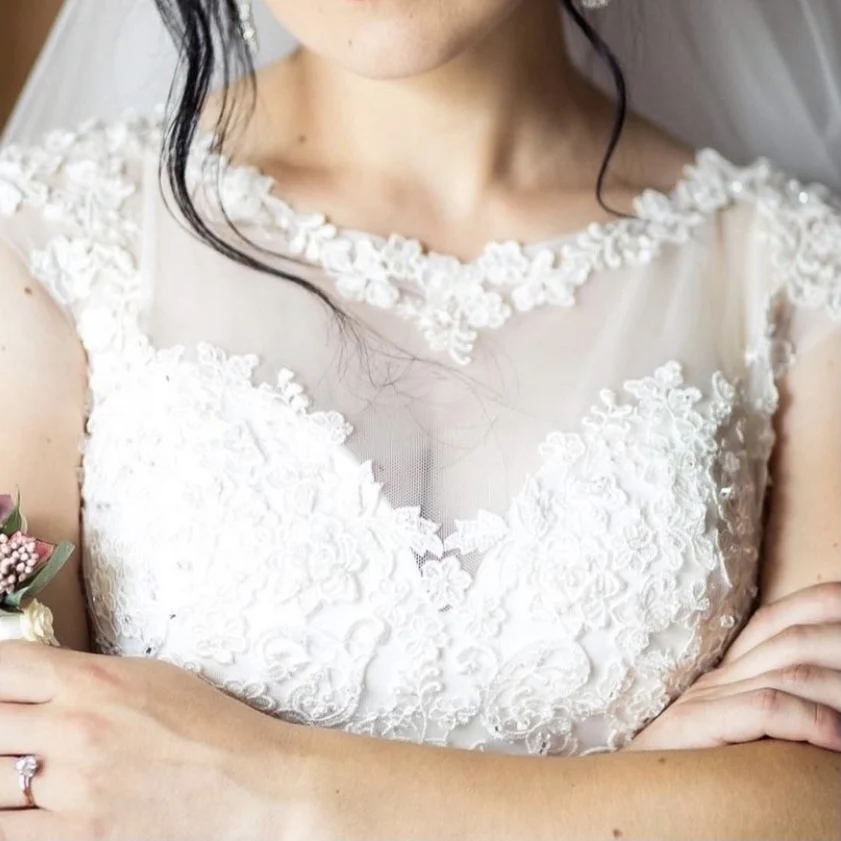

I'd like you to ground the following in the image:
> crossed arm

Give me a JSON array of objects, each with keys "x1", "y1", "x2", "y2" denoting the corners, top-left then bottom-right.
[
  {"x1": 0, "y1": 591, "x2": 838, "y2": 840},
  {"x1": 294, "y1": 344, "x2": 841, "y2": 841},
  {"x1": 0, "y1": 263, "x2": 839, "y2": 839}
]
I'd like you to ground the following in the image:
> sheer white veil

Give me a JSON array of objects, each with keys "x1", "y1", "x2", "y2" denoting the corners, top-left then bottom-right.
[{"x1": 4, "y1": 0, "x2": 840, "y2": 191}]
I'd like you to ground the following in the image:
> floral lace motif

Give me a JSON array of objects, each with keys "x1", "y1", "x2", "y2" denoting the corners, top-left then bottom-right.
[
  {"x1": 193, "y1": 139, "x2": 841, "y2": 364},
  {"x1": 89, "y1": 341, "x2": 760, "y2": 753},
  {"x1": 2, "y1": 114, "x2": 839, "y2": 755},
  {"x1": 759, "y1": 183, "x2": 841, "y2": 320}
]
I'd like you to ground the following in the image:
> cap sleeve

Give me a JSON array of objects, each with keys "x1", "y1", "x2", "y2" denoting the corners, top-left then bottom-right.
[
  {"x1": 0, "y1": 115, "x2": 159, "y2": 350},
  {"x1": 760, "y1": 181, "x2": 841, "y2": 365}
]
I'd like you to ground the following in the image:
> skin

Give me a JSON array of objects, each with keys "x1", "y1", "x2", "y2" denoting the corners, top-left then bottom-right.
[
  {"x1": 0, "y1": 0, "x2": 839, "y2": 838},
  {"x1": 229, "y1": 0, "x2": 691, "y2": 257}
]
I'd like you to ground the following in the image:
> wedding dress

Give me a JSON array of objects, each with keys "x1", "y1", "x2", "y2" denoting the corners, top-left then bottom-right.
[{"x1": 0, "y1": 110, "x2": 838, "y2": 756}]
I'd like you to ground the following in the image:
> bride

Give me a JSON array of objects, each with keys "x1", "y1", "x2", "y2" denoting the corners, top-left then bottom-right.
[{"x1": 0, "y1": 0, "x2": 839, "y2": 837}]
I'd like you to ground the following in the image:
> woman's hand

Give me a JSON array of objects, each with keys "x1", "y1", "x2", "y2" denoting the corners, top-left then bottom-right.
[
  {"x1": 626, "y1": 582, "x2": 841, "y2": 752},
  {"x1": 0, "y1": 641, "x2": 299, "y2": 840}
]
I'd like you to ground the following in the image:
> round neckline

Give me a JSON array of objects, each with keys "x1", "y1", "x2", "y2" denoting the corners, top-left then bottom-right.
[
  {"x1": 185, "y1": 130, "x2": 771, "y2": 364},
  {"x1": 189, "y1": 130, "x2": 723, "y2": 264}
]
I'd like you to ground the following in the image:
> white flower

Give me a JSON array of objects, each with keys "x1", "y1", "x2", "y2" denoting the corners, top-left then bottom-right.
[
  {"x1": 399, "y1": 617, "x2": 448, "y2": 665},
  {"x1": 77, "y1": 304, "x2": 120, "y2": 353},
  {"x1": 20, "y1": 600, "x2": 57, "y2": 644},
  {"x1": 330, "y1": 239, "x2": 402, "y2": 309},
  {"x1": 31, "y1": 237, "x2": 98, "y2": 305},
  {"x1": 421, "y1": 556, "x2": 472, "y2": 609},
  {"x1": 283, "y1": 210, "x2": 333, "y2": 259},
  {"x1": 0, "y1": 179, "x2": 23, "y2": 214},
  {"x1": 192, "y1": 613, "x2": 248, "y2": 665},
  {"x1": 460, "y1": 288, "x2": 509, "y2": 329},
  {"x1": 352, "y1": 238, "x2": 388, "y2": 281},
  {"x1": 365, "y1": 278, "x2": 400, "y2": 309},
  {"x1": 334, "y1": 272, "x2": 370, "y2": 302},
  {"x1": 218, "y1": 166, "x2": 272, "y2": 223},
  {"x1": 443, "y1": 511, "x2": 508, "y2": 555},
  {"x1": 380, "y1": 235, "x2": 423, "y2": 278},
  {"x1": 458, "y1": 597, "x2": 508, "y2": 640},
  {"x1": 391, "y1": 507, "x2": 444, "y2": 560},
  {"x1": 477, "y1": 241, "x2": 530, "y2": 286}
]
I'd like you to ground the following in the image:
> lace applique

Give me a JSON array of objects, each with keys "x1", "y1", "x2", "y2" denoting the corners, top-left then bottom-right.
[
  {"x1": 739, "y1": 168, "x2": 841, "y2": 439},
  {"x1": 759, "y1": 178, "x2": 841, "y2": 321},
  {"x1": 83, "y1": 338, "x2": 761, "y2": 753},
  {"x1": 420, "y1": 556, "x2": 473, "y2": 610},
  {"x1": 0, "y1": 115, "x2": 158, "y2": 357},
  {"x1": 2, "y1": 113, "x2": 836, "y2": 756},
  {"x1": 194, "y1": 140, "x2": 782, "y2": 364}
]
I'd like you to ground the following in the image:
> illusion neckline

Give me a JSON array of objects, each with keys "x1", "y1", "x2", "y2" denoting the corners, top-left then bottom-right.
[
  {"x1": 183, "y1": 127, "x2": 775, "y2": 364},
  {"x1": 188, "y1": 129, "x2": 716, "y2": 263}
]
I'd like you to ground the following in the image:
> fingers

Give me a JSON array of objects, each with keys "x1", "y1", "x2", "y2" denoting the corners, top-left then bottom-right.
[
  {"x1": 719, "y1": 623, "x2": 841, "y2": 683},
  {"x1": 0, "y1": 755, "x2": 48, "y2": 810},
  {"x1": 721, "y1": 689, "x2": 841, "y2": 750},
  {"x1": 696, "y1": 666, "x2": 841, "y2": 715},
  {"x1": 723, "y1": 582, "x2": 841, "y2": 663},
  {"x1": 679, "y1": 690, "x2": 841, "y2": 751}
]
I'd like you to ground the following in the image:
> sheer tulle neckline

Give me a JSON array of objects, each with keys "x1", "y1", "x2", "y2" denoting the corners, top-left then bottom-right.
[
  {"x1": 6, "y1": 110, "x2": 833, "y2": 755},
  {"x1": 186, "y1": 133, "x2": 770, "y2": 363},
  {"x1": 189, "y1": 132, "x2": 715, "y2": 256}
]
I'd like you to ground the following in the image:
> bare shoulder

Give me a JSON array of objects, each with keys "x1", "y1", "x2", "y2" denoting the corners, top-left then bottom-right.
[
  {"x1": 0, "y1": 235, "x2": 88, "y2": 649},
  {"x1": 0, "y1": 240, "x2": 85, "y2": 407}
]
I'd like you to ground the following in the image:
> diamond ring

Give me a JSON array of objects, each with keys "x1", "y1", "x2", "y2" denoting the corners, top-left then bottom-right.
[{"x1": 15, "y1": 755, "x2": 39, "y2": 808}]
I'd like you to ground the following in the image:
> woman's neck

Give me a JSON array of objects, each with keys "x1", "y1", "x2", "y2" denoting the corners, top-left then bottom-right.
[
  {"x1": 255, "y1": 0, "x2": 603, "y2": 216},
  {"x1": 238, "y1": 1, "x2": 689, "y2": 256}
]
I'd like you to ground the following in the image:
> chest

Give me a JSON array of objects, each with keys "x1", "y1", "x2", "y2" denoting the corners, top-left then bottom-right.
[{"x1": 81, "y1": 340, "x2": 762, "y2": 754}]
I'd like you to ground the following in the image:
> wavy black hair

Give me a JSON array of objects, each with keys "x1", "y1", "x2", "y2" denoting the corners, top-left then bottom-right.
[{"x1": 152, "y1": 0, "x2": 627, "y2": 309}]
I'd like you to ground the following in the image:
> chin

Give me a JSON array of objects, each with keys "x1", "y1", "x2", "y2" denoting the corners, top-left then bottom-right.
[
  {"x1": 328, "y1": 24, "x2": 470, "y2": 80},
  {"x1": 265, "y1": 0, "x2": 527, "y2": 80}
]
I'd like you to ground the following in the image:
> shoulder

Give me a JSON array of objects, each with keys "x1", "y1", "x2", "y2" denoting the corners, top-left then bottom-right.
[
  {"x1": 752, "y1": 169, "x2": 840, "y2": 320},
  {"x1": 681, "y1": 149, "x2": 840, "y2": 321},
  {"x1": 1, "y1": 110, "x2": 161, "y2": 214},
  {"x1": 0, "y1": 111, "x2": 161, "y2": 247},
  {"x1": 0, "y1": 111, "x2": 161, "y2": 311}
]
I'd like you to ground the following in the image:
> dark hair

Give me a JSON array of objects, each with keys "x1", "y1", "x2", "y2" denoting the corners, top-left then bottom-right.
[{"x1": 153, "y1": 0, "x2": 628, "y2": 307}]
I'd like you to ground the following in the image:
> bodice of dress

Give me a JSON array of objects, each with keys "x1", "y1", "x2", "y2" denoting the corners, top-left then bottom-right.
[{"x1": 1, "y1": 114, "x2": 839, "y2": 755}]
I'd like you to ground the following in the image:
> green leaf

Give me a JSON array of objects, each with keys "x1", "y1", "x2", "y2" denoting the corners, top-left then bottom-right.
[
  {"x1": 5, "y1": 541, "x2": 75, "y2": 608},
  {"x1": 0, "y1": 494, "x2": 15, "y2": 527},
  {"x1": 0, "y1": 604, "x2": 22, "y2": 616},
  {"x1": 0, "y1": 493, "x2": 22, "y2": 536}
]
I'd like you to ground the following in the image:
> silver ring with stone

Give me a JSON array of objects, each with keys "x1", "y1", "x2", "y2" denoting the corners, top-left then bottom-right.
[{"x1": 15, "y1": 755, "x2": 39, "y2": 808}]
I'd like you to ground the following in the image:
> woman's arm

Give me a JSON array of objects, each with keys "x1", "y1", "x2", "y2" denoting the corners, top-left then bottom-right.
[
  {"x1": 297, "y1": 729, "x2": 839, "y2": 840},
  {"x1": 759, "y1": 334, "x2": 841, "y2": 602},
  {"x1": 1, "y1": 637, "x2": 837, "y2": 841},
  {"x1": 1, "y1": 287, "x2": 838, "y2": 841},
  {"x1": 0, "y1": 244, "x2": 89, "y2": 650},
  {"x1": 0, "y1": 329, "x2": 838, "y2": 838},
  {"x1": 281, "y1": 337, "x2": 841, "y2": 840}
]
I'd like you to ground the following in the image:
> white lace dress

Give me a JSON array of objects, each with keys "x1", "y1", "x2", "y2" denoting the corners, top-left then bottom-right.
[{"x1": 1, "y1": 115, "x2": 839, "y2": 756}]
